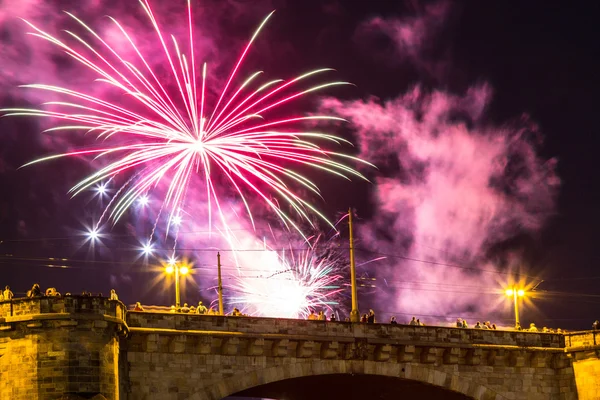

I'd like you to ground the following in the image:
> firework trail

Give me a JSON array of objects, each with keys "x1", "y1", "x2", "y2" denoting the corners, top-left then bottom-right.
[
  {"x1": 227, "y1": 233, "x2": 346, "y2": 318},
  {"x1": 2, "y1": 0, "x2": 371, "y2": 252}
]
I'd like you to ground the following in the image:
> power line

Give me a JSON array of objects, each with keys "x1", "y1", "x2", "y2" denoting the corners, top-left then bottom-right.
[
  {"x1": 1, "y1": 243, "x2": 536, "y2": 278},
  {"x1": 0, "y1": 227, "x2": 277, "y2": 243},
  {"x1": 0, "y1": 231, "x2": 535, "y2": 278},
  {"x1": 2, "y1": 257, "x2": 599, "y2": 303},
  {"x1": 543, "y1": 276, "x2": 600, "y2": 281},
  {"x1": 354, "y1": 248, "x2": 538, "y2": 278}
]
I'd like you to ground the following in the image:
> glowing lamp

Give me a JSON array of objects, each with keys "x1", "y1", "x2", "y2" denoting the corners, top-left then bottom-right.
[
  {"x1": 142, "y1": 243, "x2": 152, "y2": 255},
  {"x1": 179, "y1": 266, "x2": 189, "y2": 275},
  {"x1": 165, "y1": 265, "x2": 174, "y2": 274},
  {"x1": 88, "y1": 229, "x2": 99, "y2": 241},
  {"x1": 505, "y1": 289, "x2": 513, "y2": 296},
  {"x1": 517, "y1": 289, "x2": 525, "y2": 297}
]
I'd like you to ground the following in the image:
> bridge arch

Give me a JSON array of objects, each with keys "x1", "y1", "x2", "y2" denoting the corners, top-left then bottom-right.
[{"x1": 187, "y1": 359, "x2": 506, "y2": 400}]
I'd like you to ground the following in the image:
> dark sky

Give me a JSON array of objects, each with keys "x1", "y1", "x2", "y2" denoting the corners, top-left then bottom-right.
[{"x1": 0, "y1": 1, "x2": 599, "y2": 329}]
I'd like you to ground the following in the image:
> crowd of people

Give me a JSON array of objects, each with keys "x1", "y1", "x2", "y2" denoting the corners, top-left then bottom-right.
[
  {"x1": 300, "y1": 310, "x2": 594, "y2": 333},
  {"x1": 2, "y1": 284, "x2": 599, "y2": 332},
  {"x1": 455, "y1": 318, "x2": 496, "y2": 330},
  {"x1": 0, "y1": 283, "x2": 121, "y2": 302},
  {"x1": 164, "y1": 301, "x2": 218, "y2": 314}
]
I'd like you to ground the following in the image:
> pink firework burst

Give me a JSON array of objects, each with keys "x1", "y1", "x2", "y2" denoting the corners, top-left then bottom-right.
[{"x1": 2, "y1": 0, "x2": 371, "y2": 245}]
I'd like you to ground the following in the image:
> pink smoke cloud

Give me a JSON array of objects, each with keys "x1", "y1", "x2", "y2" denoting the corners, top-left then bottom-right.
[{"x1": 321, "y1": 85, "x2": 559, "y2": 324}]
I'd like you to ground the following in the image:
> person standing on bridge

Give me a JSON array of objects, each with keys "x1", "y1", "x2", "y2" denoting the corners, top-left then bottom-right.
[
  {"x1": 197, "y1": 301, "x2": 208, "y2": 314},
  {"x1": 529, "y1": 323, "x2": 538, "y2": 332},
  {"x1": 593, "y1": 320, "x2": 599, "y2": 330},
  {"x1": 367, "y1": 309, "x2": 375, "y2": 324},
  {"x1": 3, "y1": 286, "x2": 12, "y2": 300},
  {"x1": 28, "y1": 283, "x2": 41, "y2": 298},
  {"x1": 515, "y1": 322, "x2": 522, "y2": 331}
]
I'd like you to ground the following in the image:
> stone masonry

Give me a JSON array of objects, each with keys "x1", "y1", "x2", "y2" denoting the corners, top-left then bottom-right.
[
  {"x1": 1, "y1": 296, "x2": 599, "y2": 400},
  {"x1": 0, "y1": 296, "x2": 126, "y2": 400}
]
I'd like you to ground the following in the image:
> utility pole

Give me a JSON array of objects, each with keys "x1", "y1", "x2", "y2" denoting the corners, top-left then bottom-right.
[
  {"x1": 348, "y1": 207, "x2": 359, "y2": 322},
  {"x1": 175, "y1": 265, "x2": 181, "y2": 309},
  {"x1": 217, "y1": 252, "x2": 224, "y2": 316}
]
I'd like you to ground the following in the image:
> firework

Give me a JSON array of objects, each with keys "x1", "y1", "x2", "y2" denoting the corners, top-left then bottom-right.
[
  {"x1": 227, "y1": 235, "x2": 345, "y2": 318},
  {"x1": 2, "y1": 0, "x2": 371, "y2": 247}
]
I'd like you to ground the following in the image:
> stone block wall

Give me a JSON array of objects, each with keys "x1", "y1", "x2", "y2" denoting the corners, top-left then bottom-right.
[
  {"x1": 564, "y1": 330, "x2": 600, "y2": 400},
  {"x1": 124, "y1": 331, "x2": 576, "y2": 400},
  {"x1": 572, "y1": 354, "x2": 600, "y2": 400},
  {"x1": 126, "y1": 312, "x2": 564, "y2": 348},
  {"x1": 0, "y1": 303, "x2": 596, "y2": 400},
  {"x1": 1, "y1": 296, "x2": 126, "y2": 320},
  {"x1": 0, "y1": 296, "x2": 126, "y2": 400},
  {"x1": 565, "y1": 331, "x2": 599, "y2": 349},
  {"x1": 123, "y1": 313, "x2": 577, "y2": 400}
]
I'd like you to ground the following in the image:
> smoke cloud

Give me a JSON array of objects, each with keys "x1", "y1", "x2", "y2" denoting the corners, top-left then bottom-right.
[
  {"x1": 216, "y1": 0, "x2": 557, "y2": 323},
  {"x1": 322, "y1": 8, "x2": 559, "y2": 323}
]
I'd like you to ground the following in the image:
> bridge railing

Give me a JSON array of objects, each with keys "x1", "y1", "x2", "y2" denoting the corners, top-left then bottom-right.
[
  {"x1": 0, "y1": 296, "x2": 126, "y2": 321},
  {"x1": 126, "y1": 312, "x2": 565, "y2": 348},
  {"x1": 564, "y1": 330, "x2": 600, "y2": 349}
]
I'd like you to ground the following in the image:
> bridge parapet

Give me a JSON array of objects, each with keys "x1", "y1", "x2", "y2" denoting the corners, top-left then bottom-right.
[
  {"x1": 564, "y1": 330, "x2": 600, "y2": 350},
  {"x1": 0, "y1": 295, "x2": 126, "y2": 321},
  {"x1": 127, "y1": 312, "x2": 564, "y2": 349}
]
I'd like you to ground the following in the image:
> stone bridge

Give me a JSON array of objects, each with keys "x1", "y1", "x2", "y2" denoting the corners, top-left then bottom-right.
[{"x1": 0, "y1": 296, "x2": 598, "y2": 399}]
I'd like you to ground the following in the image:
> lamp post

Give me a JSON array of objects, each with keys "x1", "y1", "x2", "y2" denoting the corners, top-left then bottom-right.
[
  {"x1": 505, "y1": 287, "x2": 525, "y2": 328},
  {"x1": 348, "y1": 207, "x2": 359, "y2": 323},
  {"x1": 165, "y1": 262, "x2": 189, "y2": 309}
]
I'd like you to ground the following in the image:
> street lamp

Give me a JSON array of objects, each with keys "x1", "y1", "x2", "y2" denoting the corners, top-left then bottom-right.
[
  {"x1": 505, "y1": 287, "x2": 525, "y2": 328},
  {"x1": 165, "y1": 261, "x2": 189, "y2": 309}
]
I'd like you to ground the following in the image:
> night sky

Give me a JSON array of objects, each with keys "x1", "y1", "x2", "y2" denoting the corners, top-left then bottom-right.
[{"x1": 0, "y1": 1, "x2": 599, "y2": 330}]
